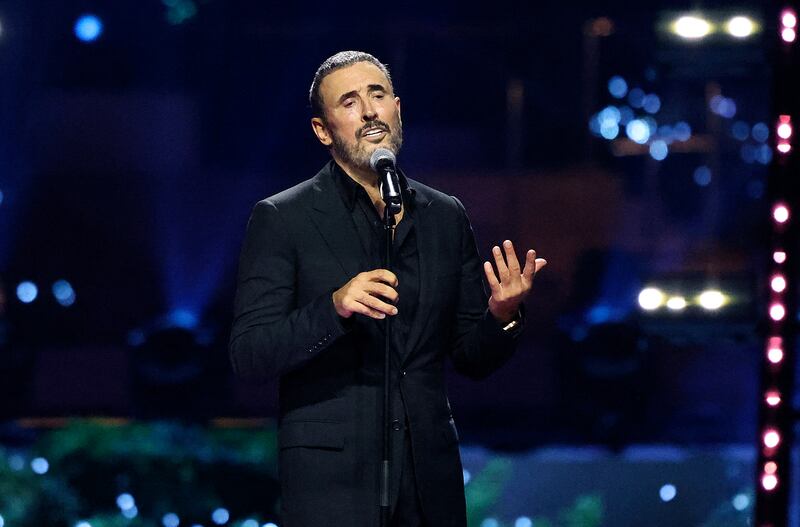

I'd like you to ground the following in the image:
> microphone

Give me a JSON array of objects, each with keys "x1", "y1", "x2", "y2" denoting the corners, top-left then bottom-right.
[{"x1": 370, "y1": 148, "x2": 402, "y2": 215}]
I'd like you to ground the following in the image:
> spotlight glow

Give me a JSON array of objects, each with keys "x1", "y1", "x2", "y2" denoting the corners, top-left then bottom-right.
[
  {"x1": 725, "y1": 16, "x2": 755, "y2": 38},
  {"x1": 74, "y1": 14, "x2": 103, "y2": 42},
  {"x1": 773, "y1": 251, "x2": 786, "y2": 264},
  {"x1": 698, "y1": 290, "x2": 726, "y2": 310},
  {"x1": 777, "y1": 123, "x2": 793, "y2": 139},
  {"x1": 782, "y1": 27, "x2": 797, "y2": 42},
  {"x1": 626, "y1": 119, "x2": 651, "y2": 144},
  {"x1": 770, "y1": 303, "x2": 786, "y2": 321},
  {"x1": 638, "y1": 287, "x2": 665, "y2": 311},
  {"x1": 765, "y1": 461, "x2": 778, "y2": 474},
  {"x1": 767, "y1": 345, "x2": 784, "y2": 364},
  {"x1": 16, "y1": 281, "x2": 38, "y2": 303},
  {"x1": 783, "y1": 11, "x2": 797, "y2": 29},
  {"x1": 659, "y1": 484, "x2": 677, "y2": 502},
  {"x1": 666, "y1": 296, "x2": 687, "y2": 311},
  {"x1": 764, "y1": 429, "x2": 781, "y2": 448},
  {"x1": 777, "y1": 141, "x2": 792, "y2": 154},
  {"x1": 773, "y1": 204, "x2": 790, "y2": 224},
  {"x1": 765, "y1": 390, "x2": 781, "y2": 406},
  {"x1": 673, "y1": 16, "x2": 712, "y2": 39},
  {"x1": 771, "y1": 275, "x2": 787, "y2": 293},
  {"x1": 762, "y1": 473, "x2": 778, "y2": 491}
]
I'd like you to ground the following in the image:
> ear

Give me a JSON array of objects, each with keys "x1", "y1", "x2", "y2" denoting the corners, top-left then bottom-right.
[
  {"x1": 311, "y1": 117, "x2": 333, "y2": 146},
  {"x1": 395, "y1": 96, "x2": 401, "y2": 118}
]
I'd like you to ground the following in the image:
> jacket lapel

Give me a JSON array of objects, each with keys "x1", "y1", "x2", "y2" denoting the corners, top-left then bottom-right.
[
  {"x1": 401, "y1": 184, "x2": 434, "y2": 363},
  {"x1": 308, "y1": 166, "x2": 368, "y2": 282}
]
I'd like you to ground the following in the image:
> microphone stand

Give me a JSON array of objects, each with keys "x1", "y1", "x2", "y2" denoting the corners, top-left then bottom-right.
[{"x1": 379, "y1": 172, "x2": 402, "y2": 527}]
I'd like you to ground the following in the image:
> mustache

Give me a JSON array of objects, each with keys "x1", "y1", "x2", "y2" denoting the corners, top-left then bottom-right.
[{"x1": 357, "y1": 120, "x2": 391, "y2": 139}]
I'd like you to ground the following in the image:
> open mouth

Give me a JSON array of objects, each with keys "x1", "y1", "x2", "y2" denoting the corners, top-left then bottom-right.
[{"x1": 362, "y1": 127, "x2": 387, "y2": 138}]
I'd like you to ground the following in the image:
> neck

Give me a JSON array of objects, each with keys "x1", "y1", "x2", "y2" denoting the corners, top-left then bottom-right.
[{"x1": 333, "y1": 156, "x2": 380, "y2": 195}]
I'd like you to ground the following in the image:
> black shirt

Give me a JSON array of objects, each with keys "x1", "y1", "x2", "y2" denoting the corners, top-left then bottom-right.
[{"x1": 331, "y1": 162, "x2": 420, "y2": 349}]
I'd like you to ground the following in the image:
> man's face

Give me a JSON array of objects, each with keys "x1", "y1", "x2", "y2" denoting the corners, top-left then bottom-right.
[{"x1": 311, "y1": 61, "x2": 402, "y2": 172}]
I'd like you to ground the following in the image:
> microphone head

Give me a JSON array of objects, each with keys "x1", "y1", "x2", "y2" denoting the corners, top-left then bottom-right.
[{"x1": 369, "y1": 148, "x2": 396, "y2": 173}]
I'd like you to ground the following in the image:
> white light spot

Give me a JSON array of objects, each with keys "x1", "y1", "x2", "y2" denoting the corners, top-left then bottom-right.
[
  {"x1": 774, "y1": 251, "x2": 786, "y2": 264},
  {"x1": 698, "y1": 290, "x2": 725, "y2": 310},
  {"x1": 770, "y1": 303, "x2": 786, "y2": 322},
  {"x1": 762, "y1": 473, "x2": 778, "y2": 491},
  {"x1": 673, "y1": 16, "x2": 712, "y2": 39},
  {"x1": 626, "y1": 119, "x2": 651, "y2": 144},
  {"x1": 659, "y1": 483, "x2": 677, "y2": 502},
  {"x1": 782, "y1": 27, "x2": 796, "y2": 43},
  {"x1": 764, "y1": 429, "x2": 780, "y2": 448},
  {"x1": 771, "y1": 275, "x2": 787, "y2": 293},
  {"x1": 262, "y1": 524, "x2": 279, "y2": 527},
  {"x1": 666, "y1": 296, "x2": 687, "y2": 311},
  {"x1": 765, "y1": 390, "x2": 781, "y2": 406},
  {"x1": 638, "y1": 287, "x2": 665, "y2": 311},
  {"x1": 726, "y1": 16, "x2": 755, "y2": 38},
  {"x1": 783, "y1": 11, "x2": 797, "y2": 29},
  {"x1": 76, "y1": 522, "x2": 92, "y2": 527}
]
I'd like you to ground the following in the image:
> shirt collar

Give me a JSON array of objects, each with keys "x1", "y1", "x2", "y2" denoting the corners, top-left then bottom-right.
[{"x1": 331, "y1": 161, "x2": 416, "y2": 212}]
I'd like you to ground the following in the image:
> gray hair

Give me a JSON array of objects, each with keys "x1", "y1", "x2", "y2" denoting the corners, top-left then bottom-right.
[{"x1": 309, "y1": 51, "x2": 394, "y2": 118}]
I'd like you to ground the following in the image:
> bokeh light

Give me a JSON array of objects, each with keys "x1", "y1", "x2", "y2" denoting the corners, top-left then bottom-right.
[{"x1": 74, "y1": 14, "x2": 103, "y2": 42}]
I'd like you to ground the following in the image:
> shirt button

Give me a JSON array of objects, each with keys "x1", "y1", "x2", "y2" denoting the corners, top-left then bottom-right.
[
  {"x1": 401, "y1": 370, "x2": 407, "y2": 377},
  {"x1": 392, "y1": 419, "x2": 401, "y2": 431}
]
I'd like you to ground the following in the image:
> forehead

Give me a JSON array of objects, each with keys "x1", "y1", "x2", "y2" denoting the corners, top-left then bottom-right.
[{"x1": 319, "y1": 61, "x2": 391, "y2": 103}]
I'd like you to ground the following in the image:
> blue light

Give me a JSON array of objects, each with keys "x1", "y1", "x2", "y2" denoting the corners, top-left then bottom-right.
[
  {"x1": 626, "y1": 119, "x2": 650, "y2": 144},
  {"x1": 752, "y1": 122, "x2": 769, "y2": 142},
  {"x1": 589, "y1": 115, "x2": 602, "y2": 136},
  {"x1": 693, "y1": 166, "x2": 712, "y2": 186},
  {"x1": 657, "y1": 125, "x2": 673, "y2": 141},
  {"x1": 756, "y1": 144, "x2": 773, "y2": 165},
  {"x1": 732, "y1": 493, "x2": 750, "y2": 511},
  {"x1": 732, "y1": 121, "x2": 750, "y2": 141},
  {"x1": 0, "y1": 514, "x2": 4, "y2": 527},
  {"x1": 52, "y1": 279, "x2": 76, "y2": 307},
  {"x1": 162, "y1": 513, "x2": 180, "y2": 527},
  {"x1": 480, "y1": 519, "x2": 500, "y2": 527},
  {"x1": 514, "y1": 518, "x2": 533, "y2": 527},
  {"x1": 608, "y1": 76, "x2": 628, "y2": 98},
  {"x1": 76, "y1": 522, "x2": 92, "y2": 527},
  {"x1": 8, "y1": 454, "x2": 25, "y2": 471},
  {"x1": 649, "y1": 140, "x2": 668, "y2": 161},
  {"x1": 643, "y1": 94, "x2": 661, "y2": 114},
  {"x1": 262, "y1": 524, "x2": 278, "y2": 527},
  {"x1": 166, "y1": 309, "x2": 198, "y2": 329},
  {"x1": 660, "y1": 483, "x2": 677, "y2": 502},
  {"x1": 16, "y1": 281, "x2": 38, "y2": 303},
  {"x1": 711, "y1": 96, "x2": 737, "y2": 118},
  {"x1": 628, "y1": 88, "x2": 645, "y2": 109},
  {"x1": 211, "y1": 509, "x2": 230, "y2": 525},
  {"x1": 599, "y1": 105, "x2": 621, "y2": 125},
  {"x1": 673, "y1": 121, "x2": 692, "y2": 141},
  {"x1": 0, "y1": 189, "x2": 4, "y2": 206},
  {"x1": 618, "y1": 106, "x2": 634, "y2": 125},
  {"x1": 74, "y1": 14, "x2": 103, "y2": 42},
  {"x1": 122, "y1": 506, "x2": 138, "y2": 520},
  {"x1": 600, "y1": 122, "x2": 619, "y2": 140},
  {"x1": 31, "y1": 457, "x2": 49, "y2": 474},
  {"x1": 242, "y1": 521, "x2": 258, "y2": 527},
  {"x1": 116, "y1": 493, "x2": 135, "y2": 511},
  {"x1": 463, "y1": 469, "x2": 471, "y2": 485},
  {"x1": 587, "y1": 304, "x2": 612, "y2": 324}
]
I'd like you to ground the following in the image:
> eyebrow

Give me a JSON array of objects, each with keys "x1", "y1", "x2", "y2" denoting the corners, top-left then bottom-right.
[{"x1": 337, "y1": 84, "x2": 388, "y2": 105}]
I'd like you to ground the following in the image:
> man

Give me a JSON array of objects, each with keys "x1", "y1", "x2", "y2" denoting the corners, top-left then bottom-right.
[{"x1": 229, "y1": 51, "x2": 547, "y2": 527}]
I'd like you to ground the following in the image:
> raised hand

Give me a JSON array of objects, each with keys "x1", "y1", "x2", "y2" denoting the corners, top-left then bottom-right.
[{"x1": 483, "y1": 240, "x2": 547, "y2": 323}]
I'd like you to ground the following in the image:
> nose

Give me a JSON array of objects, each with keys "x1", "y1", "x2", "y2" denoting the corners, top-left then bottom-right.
[{"x1": 362, "y1": 99, "x2": 377, "y2": 121}]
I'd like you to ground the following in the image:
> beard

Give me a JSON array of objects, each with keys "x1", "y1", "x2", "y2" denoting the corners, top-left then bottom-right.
[{"x1": 329, "y1": 116, "x2": 403, "y2": 171}]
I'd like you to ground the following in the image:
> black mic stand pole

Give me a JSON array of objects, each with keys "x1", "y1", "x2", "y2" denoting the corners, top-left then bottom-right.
[{"x1": 380, "y1": 178, "x2": 402, "y2": 527}]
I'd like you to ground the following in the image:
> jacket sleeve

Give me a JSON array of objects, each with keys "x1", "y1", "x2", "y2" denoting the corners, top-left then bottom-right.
[
  {"x1": 447, "y1": 196, "x2": 524, "y2": 380},
  {"x1": 228, "y1": 199, "x2": 351, "y2": 382}
]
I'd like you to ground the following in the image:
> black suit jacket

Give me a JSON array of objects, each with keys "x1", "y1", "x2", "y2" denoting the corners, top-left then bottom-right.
[{"x1": 229, "y1": 161, "x2": 523, "y2": 526}]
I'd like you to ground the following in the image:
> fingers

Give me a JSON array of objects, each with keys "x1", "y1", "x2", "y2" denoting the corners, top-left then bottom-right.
[
  {"x1": 503, "y1": 240, "x2": 522, "y2": 274},
  {"x1": 366, "y1": 269, "x2": 398, "y2": 288},
  {"x1": 522, "y1": 249, "x2": 537, "y2": 281},
  {"x1": 483, "y1": 261, "x2": 501, "y2": 294},
  {"x1": 357, "y1": 291, "x2": 398, "y2": 318},
  {"x1": 492, "y1": 245, "x2": 509, "y2": 280}
]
